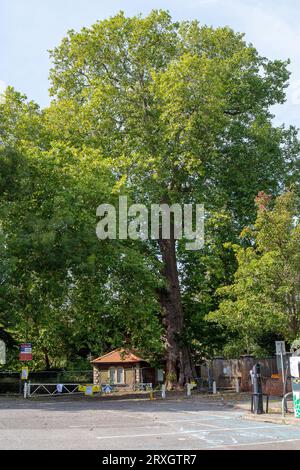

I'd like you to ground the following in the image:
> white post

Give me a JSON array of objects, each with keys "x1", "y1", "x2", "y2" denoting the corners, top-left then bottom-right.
[
  {"x1": 161, "y1": 384, "x2": 166, "y2": 399},
  {"x1": 23, "y1": 382, "x2": 27, "y2": 399},
  {"x1": 235, "y1": 378, "x2": 240, "y2": 393},
  {"x1": 213, "y1": 381, "x2": 217, "y2": 394},
  {"x1": 280, "y1": 350, "x2": 286, "y2": 396},
  {"x1": 187, "y1": 383, "x2": 192, "y2": 398}
]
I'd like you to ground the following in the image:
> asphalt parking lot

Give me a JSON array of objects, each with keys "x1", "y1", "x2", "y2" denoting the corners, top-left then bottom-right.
[{"x1": 1, "y1": 396, "x2": 300, "y2": 450}]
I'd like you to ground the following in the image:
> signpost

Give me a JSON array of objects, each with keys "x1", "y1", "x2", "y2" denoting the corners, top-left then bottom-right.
[
  {"x1": 275, "y1": 341, "x2": 287, "y2": 396},
  {"x1": 0, "y1": 340, "x2": 6, "y2": 365},
  {"x1": 19, "y1": 343, "x2": 32, "y2": 396}
]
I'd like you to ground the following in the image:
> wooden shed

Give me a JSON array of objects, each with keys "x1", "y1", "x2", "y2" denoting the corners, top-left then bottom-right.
[{"x1": 91, "y1": 348, "x2": 163, "y2": 389}]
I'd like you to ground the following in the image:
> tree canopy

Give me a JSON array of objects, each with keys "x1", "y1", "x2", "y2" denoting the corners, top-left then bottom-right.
[
  {"x1": 0, "y1": 10, "x2": 299, "y2": 379},
  {"x1": 207, "y1": 191, "x2": 300, "y2": 355}
]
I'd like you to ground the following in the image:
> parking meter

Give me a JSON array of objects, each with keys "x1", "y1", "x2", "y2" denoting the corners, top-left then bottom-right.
[{"x1": 251, "y1": 363, "x2": 264, "y2": 414}]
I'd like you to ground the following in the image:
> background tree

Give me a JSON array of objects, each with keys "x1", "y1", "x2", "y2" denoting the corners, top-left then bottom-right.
[
  {"x1": 207, "y1": 191, "x2": 300, "y2": 355},
  {"x1": 45, "y1": 10, "x2": 298, "y2": 387},
  {"x1": 0, "y1": 140, "x2": 163, "y2": 369}
]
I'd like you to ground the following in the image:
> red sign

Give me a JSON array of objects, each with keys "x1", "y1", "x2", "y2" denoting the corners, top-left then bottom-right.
[{"x1": 19, "y1": 343, "x2": 32, "y2": 361}]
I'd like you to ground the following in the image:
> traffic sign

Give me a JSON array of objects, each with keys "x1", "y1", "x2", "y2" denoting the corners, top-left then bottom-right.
[{"x1": 275, "y1": 341, "x2": 286, "y2": 355}]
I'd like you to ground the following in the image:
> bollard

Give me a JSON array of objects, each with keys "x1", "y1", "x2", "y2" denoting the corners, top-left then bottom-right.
[
  {"x1": 23, "y1": 382, "x2": 27, "y2": 399},
  {"x1": 251, "y1": 363, "x2": 264, "y2": 414},
  {"x1": 187, "y1": 383, "x2": 192, "y2": 398},
  {"x1": 149, "y1": 389, "x2": 154, "y2": 400},
  {"x1": 212, "y1": 381, "x2": 217, "y2": 394},
  {"x1": 235, "y1": 378, "x2": 240, "y2": 393},
  {"x1": 19, "y1": 373, "x2": 22, "y2": 396},
  {"x1": 208, "y1": 367, "x2": 214, "y2": 393},
  {"x1": 161, "y1": 384, "x2": 166, "y2": 399}
]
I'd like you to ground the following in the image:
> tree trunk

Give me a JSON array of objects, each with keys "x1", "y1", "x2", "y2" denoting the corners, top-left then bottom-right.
[
  {"x1": 43, "y1": 349, "x2": 51, "y2": 370},
  {"x1": 158, "y1": 232, "x2": 195, "y2": 390}
]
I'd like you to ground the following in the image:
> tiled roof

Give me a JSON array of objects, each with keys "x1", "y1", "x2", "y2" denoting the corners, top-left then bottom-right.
[{"x1": 91, "y1": 348, "x2": 144, "y2": 364}]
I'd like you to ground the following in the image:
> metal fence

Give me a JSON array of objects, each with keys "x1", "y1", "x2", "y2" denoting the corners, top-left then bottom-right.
[
  {"x1": 133, "y1": 383, "x2": 153, "y2": 391},
  {"x1": 26, "y1": 383, "x2": 82, "y2": 398},
  {"x1": 24, "y1": 381, "x2": 153, "y2": 398},
  {"x1": 0, "y1": 370, "x2": 93, "y2": 395}
]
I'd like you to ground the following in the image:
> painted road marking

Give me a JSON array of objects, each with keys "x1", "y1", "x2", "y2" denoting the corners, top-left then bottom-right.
[
  {"x1": 70, "y1": 419, "x2": 221, "y2": 429},
  {"x1": 183, "y1": 411, "x2": 238, "y2": 419},
  {"x1": 211, "y1": 438, "x2": 300, "y2": 449},
  {"x1": 69, "y1": 424, "x2": 167, "y2": 429},
  {"x1": 96, "y1": 424, "x2": 292, "y2": 440}
]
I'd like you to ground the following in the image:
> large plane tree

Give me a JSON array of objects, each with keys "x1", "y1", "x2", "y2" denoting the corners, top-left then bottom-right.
[{"x1": 14, "y1": 10, "x2": 298, "y2": 387}]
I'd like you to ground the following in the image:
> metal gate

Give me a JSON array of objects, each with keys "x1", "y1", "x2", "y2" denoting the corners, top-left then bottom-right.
[{"x1": 26, "y1": 382, "x2": 82, "y2": 398}]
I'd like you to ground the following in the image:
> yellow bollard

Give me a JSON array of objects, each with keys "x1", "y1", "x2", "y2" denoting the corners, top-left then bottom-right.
[{"x1": 149, "y1": 389, "x2": 154, "y2": 400}]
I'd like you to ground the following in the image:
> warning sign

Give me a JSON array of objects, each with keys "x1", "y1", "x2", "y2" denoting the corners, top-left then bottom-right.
[{"x1": 21, "y1": 367, "x2": 29, "y2": 380}]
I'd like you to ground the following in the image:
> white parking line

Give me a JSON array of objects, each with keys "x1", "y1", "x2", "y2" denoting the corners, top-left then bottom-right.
[
  {"x1": 70, "y1": 424, "x2": 165, "y2": 429},
  {"x1": 183, "y1": 411, "x2": 238, "y2": 419},
  {"x1": 211, "y1": 438, "x2": 300, "y2": 449},
  {"x1": 96, "y1": 424, "x2": 291, "y2": 440},
  {"x1": 70, "y1": 419, "x2": 221, "y2": 429},
  {"x1": 160, "y1": 419, "x2": 220, "y2": 426}
]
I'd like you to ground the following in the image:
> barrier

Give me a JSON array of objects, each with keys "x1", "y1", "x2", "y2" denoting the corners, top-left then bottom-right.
[
  {"x1": 133, "y1": 383, "x2": 153, "y2": 391},
  {"x1": 26, "y1": 382, "x2": 151, "y2": 398},
  {"x1": 27, "y1": 383, "x2": 83, "y2": 398}
]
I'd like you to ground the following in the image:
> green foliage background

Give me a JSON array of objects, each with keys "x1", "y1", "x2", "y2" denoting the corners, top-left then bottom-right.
[{"x1": 0, "y1": 10, "x2": 299, "y2": 369}]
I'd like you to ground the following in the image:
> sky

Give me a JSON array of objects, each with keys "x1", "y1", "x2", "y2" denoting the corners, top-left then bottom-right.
[{"x1": 1, "y1": 0, "x2": 300, "y2": 128}]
